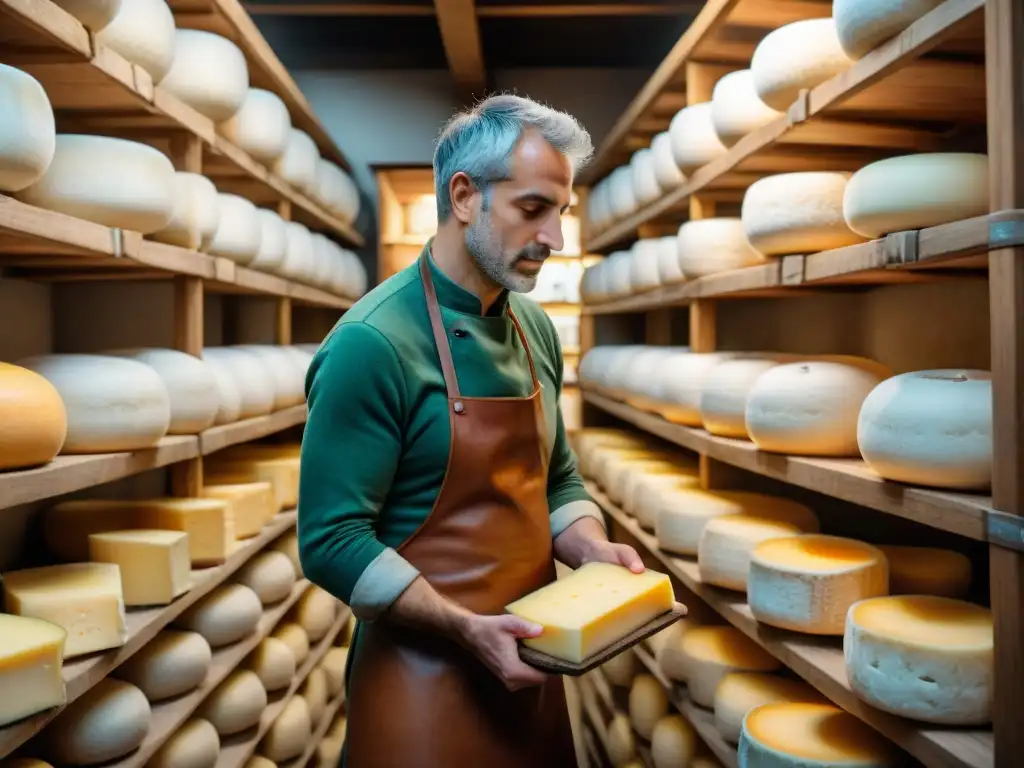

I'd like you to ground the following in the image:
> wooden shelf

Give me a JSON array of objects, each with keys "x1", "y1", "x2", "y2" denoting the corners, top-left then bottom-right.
[
  {"x1": 201, "y1": 405, "x2": 308, "y2": 455},
  {"x1": 0, "y1": 511, "x2": 298, "y2": 758}
]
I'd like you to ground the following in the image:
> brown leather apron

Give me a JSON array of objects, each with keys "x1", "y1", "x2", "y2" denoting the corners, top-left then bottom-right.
[{"x1": 343, "y1": 256, "x2": 578, "y2": 767}]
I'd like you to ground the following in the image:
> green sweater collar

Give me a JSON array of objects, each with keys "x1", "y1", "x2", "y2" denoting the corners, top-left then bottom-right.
[{"x1": 423, "y1": 241, "x2": 510, "y2": 317}]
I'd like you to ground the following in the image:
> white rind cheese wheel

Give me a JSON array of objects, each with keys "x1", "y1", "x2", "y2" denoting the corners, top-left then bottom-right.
[
  {"x1": 246, "y1": 637, "x2": 297, "y2": 692},
  {"x1": 208, "y1": 193, "x2": 261, "y2": 264},
  {"x1": 750, "y1": 19, "x2": 855, "y2": 111},
  {"x1": 713, "y1": 672, "x2": 824, "y2": 744},
  {"x1": 606, "y1": 713, "x2": 636, "y2": 767},
  {"x1": 748, "y1": 535, "x2": 889, "y2": 635},
  {"x1": 741, "y1": 172, "x2": 865, "y2": 256},
  {"x1": 746, "y1": 359, "x2": 891, "y2": 457},
  {"x1": 272, "y1": 623, "x2": 310, "y2": 665},
  {"x1": 628, "y1": 674, "x2": 668, "y2": 740},
  {"x1": 236, "y1": 551, "x2": 297, "y2": 605},
  {"x1": 833, "y1": 0, "x2": 946, "y2": 59},
  {"x1": 251, "y1": 208, "x2": 288, "y2": 272},
  {"x1": 202, "y1": 347, "x2": 275, "y2": 419},
  {"x1": 17, "y1": 135, "x2": 176, "y2": 233},
  {"x1": 651, "y1": 131, "x2": 685, "y2": 191},
  {"x1": 281, "y1": 221, "x2": 316, "y2": 282},
  {"x1": 95, "y1": 0, "x2": 177, "y2": 83},
  {"x1": 293, "y1": 586, "x2": 338, "y2": 642},
  {"x1": 301, "y1": 667, "x2": 328, "y2": 725},
  {"x1": 844, "y1": 596, "x2": 993, "y2": 725},
  {"x1": 148, "y1": 719, "x2": 219, "y2": 768},
  {"x1": 50, "y1": 0, "x2": 121, "y2": 30},
  {"x1": 678, "y1": 626, "x2": 779, "y2": 707},
  {"x1": 653, "y1": 353, "x2": 736, "y2": 425},
  {"x1": 156, "y1": 172, "x2": 219, "y2": 252},
  {"x1": 219, "y1": 88, "x2": 292, "y2": 164},
  {"x1": 199, "y1": 669, "x2": 267, "y2": 735},
  {"x1": 738, "y1": 703, "x2": 897, "y2": 767},
  {"x1": 115, "y1": 630, "x2": 212, "y2": 702},
  {"x1": 203, "y1": 355, "x2": 242, "y2": 426},
  {"x1": 857, "y1": 369, "x2": 992, "y2": 489},
  {"x1": 234, "y1": 345, "x2": 305, "y2": 408},
  {"x1": 601, "y1": 648, "x2": 638, "y2": 687},
  {"x1": 669, "y1": 103, "x2": 728, "y2": 172},
  {"x1": 711, "y1": 69, "x2": 783, "y2": 147},
  {"x1": 650, "y1": 714, "x2": 697, "y2": 768},
  {"x1": 630, "y1": 148, "x2": 662, "y2": 207},
  {"x1": 0, "y1": 64, "x2": 56, "y2": 193},
  {"x1": 273, "y1": 129, "x2": 320, "y2": 194},
  {"x1": 608, "y1": 165, "x2": 637, "y2": 220},
  {"x1": 260, "y1": 696, "x2": 312, "y2": 761},
  {"x1": 843, "y1": 153, "x2": 989, "y2": 239},
  {"x1": 697, "y1": 514, "x2": 815, "y2": 592},
  {"x1": 44, "y1": 679, "x2": 152, "y2": 766},
  {"x1": 876, "y1": 545, "x2": 971, "y2": 598},
  {"x1": 653, "y1": 235, "x2": 684, "y2": 285},
  {"x1": 628, "y1": 238, "x2": 664, "y2": 293},
  {"x1": 174, "y1": 584, "x2": 262, "y2": 648},
  {"x1": 632, "y1": 475, "x2": 702, "y2": 531},
  {"x1": 676, "y1": 218, "x2": 765, "y2": 278},
  {"x1": 161, "y1": 30, "x2": 249, "y2": 121},
  {"x1": 699, "y1": 355, "x2": 795, "y2": 439},
  {"x1": 17, "y1": 354, "x2": 171, "y2": 453},
  {"x1": 0, "y1": 362, "x2": 67, "y2": 470}
]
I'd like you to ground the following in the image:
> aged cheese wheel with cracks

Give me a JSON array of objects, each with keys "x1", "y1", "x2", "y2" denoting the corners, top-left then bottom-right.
[
  {"x1": 208, "y1": 193, "x2": 261, "y2": 264},
  {"x1": 844, "y1": 153, "x2": 989, "y2": 239},
  {"x1": 246, "y1": 637, "x2": 296, "y2": 692},
  {"x1": 845, "y1": 595, "x2": 993, "y2": 725},
  {"x1": 17, "y1": 354, "x2": 170, "y2": 453},
  {"x1": 698, "y1": 515, "x2": 809, "y2": 593},
  {"x1": 607, "y1": 713, "x2": 637, "y2": 767},
  {"x1": 746, "y1": 358, "x2": 891, "y2": 457},
  {"x1": 654, "y1": 353, "x2": 737, "y2": 426},
  {"x1": 273, "y1": 129, "x2": 320, "y2": 193},
  {"x1": 50, "y1": 0, "x2": 121, "y2": 30},
  {"x1": 43, "y1": 679, "x2": 152, "y2": 766},
  {"x1": 677, "y1": 218, "x2": 765, "y2": 278},
  {"x1": 199, "y1": 669, "x2": 267, "y2": 735},
  {"x1": 750, "y1": 19, "x2": 855, "y2": 111},
  {"x1": 651, "y1": 715, "x2": 698, "y2": 768},
  {"x1": 629, "y1": 674, "x2": 668, "y2": 740},
  {"x1": 857, "y1": 369, "x2": 992, "y2": 489},
  {"x1": 628, "y1": 238, "x2": 664, "y2": 293},
  {"x1": 741, "y1": 172, "x2": 865, "y2": 256},
  {"x1": 161, "y1": 30, "x2": 249, "y2": 121},
  {"x1": 630, "y1": 148, "x2": 662, "y2": 207},
  {"x1": 711, "y1": 69, "x2": 783, "y2": 147},
  {"x1": 114, "y1": 629, "x2": 212, "y2": 702},
  {"x1": 260, "y1": 696, "x2": 312, "y2": 762},
  {"x1": 272, "y1": 622, "x2": 310, "y2": 665},
  {"x1": 601, "y1": 648, "x2": 638, "y2": 688},
  {"x1": 202, "y1": 347, "x2": 276, "y2": 419},
  {"x1": 714, "y1": 672, "x2": 825, "y2": 744},
  {"x1": 833, "y1": 0, "x2": 946, "y2": 59},
  {"x1": 173, "y1": 584, "x2": 262, "y2": 648},
  {"x1": 219, "y1": 88, "x2": 291, "y2": 164},
  {"x1": 292, "y1": 585, "x2": 338, "y2": 642},
  {"x1": 147, "y1": 719, "x2": 219, "y2": 768},
  {"x1": 748, "y1": 535, "x2": 889, "y2": 635},
  {"x1": 608, "y1": 165, "x2": 638, "y2": 221},
  {"x1": 94, "y1": 0, "x2": 177, "y2": 83},
  {"x1": 0, "y1": 362, "x2": 67, "y2": 470},
  {"x1": 876, "y1": 545, "x2": 971, "y2": 598},
  {"x1": 669, "y1": 103, "x2": 728, "y2": 172},
  {"x1": 0, "y1": 64, "x2": 56, "y2": 192},
  {"x1": 16, "y1": 135, "x2": 176, "y2": 233},
  {"x1": 651, "y1": 131, "x2": 685, "y2": 191},
  {"x1": 678, "y1": 626, "x2": 779, "y2": 707},
  {"x1": 236, "y1": 551, "x2": 297, "y2": 606}
]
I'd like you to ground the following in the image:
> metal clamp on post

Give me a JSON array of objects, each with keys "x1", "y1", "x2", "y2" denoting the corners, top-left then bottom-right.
[
  {"x1": 989, "y1": 210, "x2": 1024, "y2": 249},
  {"x1": 987, "y1": 508, "x2": 1024, "y2": 553},
  {"x1": 884, "y1": 230, "x2": 919, "y2": 266},
  {"x1": 787, "y1": 89, "x2": 810, "y2": 126},
  {"x1": 780, "y1": 255, "x2": 805, "y2": 286}
]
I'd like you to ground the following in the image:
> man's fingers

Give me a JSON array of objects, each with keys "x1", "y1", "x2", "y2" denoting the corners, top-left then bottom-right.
[
  {"x1": 499, "y1": 615, "x2": 544, "y2": 639},
  {"x1": 615, "y1": 544, "x2": 646, "y2": 573}
]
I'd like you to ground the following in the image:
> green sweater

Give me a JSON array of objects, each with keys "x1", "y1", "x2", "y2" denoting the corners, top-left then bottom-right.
[{"x1": 298, "y1": 247, "x2": 599, "y2": 620}]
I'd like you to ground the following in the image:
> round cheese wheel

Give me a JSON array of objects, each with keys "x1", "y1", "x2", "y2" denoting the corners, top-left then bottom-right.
[
  {"x1": 236, "y1": 551, "x2": 297, "y2": 606},
  {"x1": 219, "y1": 88, "x2": 291, "y2": 165},
  {"x1": 94, "y1": 0, "x2": 176, "y2": 83},
  {"x1": 608, "y1": 165, "x2": 638, "y2": 220},
  {"x1": 260, "y1": 696, "x2": 312, "y2": 761},
  {"x1": 202, "y1": 347, "x2": 276, "y2": 419},
  {"x1": 293, "y1": 585, "x2": 338, "y2": 642},
  {"x1": 161, "y1": 30, "x2": 249, "y2": 121},
  {"x1": 833, "y1": 0, "x2": 945, "y2": 59},
  {"x1": 714, "y1": 672, "x2": 824, "y2": 744},
  {"x1": 302, "y1": 667, "x2": 329, "y2": 726},
  {"x1": 631, "y1": 475, "x2": 702, "y2": 531},
  {"x1": 606, "y1": 713, "x2": 636, "y2": 767},
  {"x1": 844, "y1": 153, "x2": 989, "y2": 239},
  {"x1": 208, "y1": 193, "x2": 261, "y2": 264},
  {"x1": 0, "y1": 362, "x2": 67, "y2": 470},
  {"x1": 154, "y1": 172, "x2": 218, "y2": 252},
  {"x1": 148, "y1": 719, "x2": 219, "y2": 768},
  {"x1": 653, "y1": 352, "x2": 736, "y2": 425},
  {"x1": 628, "y1": 674, "x2": 668, "y2": 740},
  {"x1": 651, "y1": 715, "x2": 697, "y2": 768},
  {"x1": 607, "y1": 457, "x2": 695, "y2": 509},
  {"x1": 244, "y1": 758, "x2": 276, "y2": 768},
  {"x1": 711, "y1": 69, "x2": 783, "y2": 147},
  {"x1": 114, "y1": 629, "x2": 212, "y2": 702},
  {"x1": 631, "y1": 148, "x2": 662, "y2": 206},
  {"x1": 273, "y1": 532, "x2": 303, "y2": 577},
  {"x1": 845, "y1": 596, "x2": 992, "y2": 725},
  {"x1": 50, "y1": 0, "x2": 121, "y2": 30},
  {"x1": 202, "y1": 354, "x2": 242, "y2": 425},
  {"x1": 281, "y1": 221, "x2": 316, "y2": 282},
  {"x1": 699, "y1": 355, "x2": 796, "y2": 438},
  {"x1": 669, "y1": 103, "x2": 728, "y2": 172},
  {"x1": 678, "y1": 626, "x2": 780, "y2": 707},
  {"x1": 246, "y1": 637, "x2": 297, "y2": 692},
  {"x1": 272, "y1": 622, "x2": 310, "y2": 665},
  {"x1": 232, "y1": 345, "x2": 304, "y2": 409},
  {"x1": 620, "y1": 347, "x2": 688, "y2": 411},
  {"x1": 603, "y1": 250, "x2": 636, "y2": 300},
  {"x1": 0, "y1": 64, "x2": 56, "y2": 193},
  {"x1": 677, "y1": 218, "x2": 764, "y2": 278},
  {"x1": 746, "y1": 358, "x2": 891, "y2": 456},
  {"x1": 748, "y1": 535, "x2": 888, "y2": 635},
  {"x1": 320, "y1": 646, "x2": 349, "y2": 697},
  {"x1": 741, "y1": 171, "x2": 865, "y2": 256},
  {"x1": 738, "y1": 702, "x2": 896, "y2": 767},
  {"x1": 273, "y1": 129, "x2": 319, "y2": 194},
  {"x1": 628, "y1": 238, "x2": 663, "y2": 293},
  {"x1": 44, "y1": 679, "x2": 152, "y2": 765},
  {"x1": 17, "y1": 354, "x2": 170, "y2": 453},
  {"x1": 601, "y1": 649, "x2": 638, "y2": 688},
  {"x1": 651, "y1": 131, "x2": 685, "y2": 192},
  {"x1": 250, "y1": 208, "x2": 288, "y2": 272},
  {"x1": 593, "y1": 449, "x2": 674, "y2": 492},
  {"x1": 199, "y1": 669, "x2": 267, "y2": 735},
  {"x1": 16, "y1": 135, "x2": 176, "y2": 233},
  {"x1": 653, "y1": 235, "x2": 684, "y2": 285},
  {"x1": 875, "y1": 545, "x2": 971, "y2": 598},
  {"x1": 174, "y1": 583, "x2": 262, "y2": 648},
  {"x1": 750, "y1": 19, "x2": 855, "y2": 111},
  {"x1": 698, "y1": 514, "x2": 807, "y2": 592},
  {"x1": 587, "y1": 180, "x2": 610, "y2": 232},
  {"x1": 857, "y1": 369, "x2": 991, "y2": 489}
]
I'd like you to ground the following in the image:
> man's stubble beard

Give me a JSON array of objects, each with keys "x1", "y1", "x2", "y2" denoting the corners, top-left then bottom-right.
[{"x1": 465, "y1": 208, "x2": 539, "y2": 294}]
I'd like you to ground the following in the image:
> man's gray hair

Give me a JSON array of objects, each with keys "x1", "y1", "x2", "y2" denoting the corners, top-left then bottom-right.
[{"x1": 433, "y1": 93, "x2": 593, "y2": 222}]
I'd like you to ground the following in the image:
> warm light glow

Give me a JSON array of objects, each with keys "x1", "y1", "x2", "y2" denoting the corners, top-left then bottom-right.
[{"x1": 406, "y1": 194, "x2": 438, "y2": 236}]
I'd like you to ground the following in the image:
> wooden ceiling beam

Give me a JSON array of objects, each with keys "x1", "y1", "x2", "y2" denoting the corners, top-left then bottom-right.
[
  {"x1": 243, "y1": 3, "x2": 701, "y2": 17},
  {"x1": 433, "y1": 0, "x2": 487, "y2": 101}
]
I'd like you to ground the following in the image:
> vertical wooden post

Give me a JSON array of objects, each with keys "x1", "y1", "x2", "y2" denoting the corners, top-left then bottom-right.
[
  {"x1": 277, "y1": 199, "x2": 292, "y2": 221},
  {"x1": 172, "y1": 275, "x2": 204, "y2": 497},
  {"x1": 169, "y1": 135, "x2": 203, "y2": 174},
  {"x1": 276, "y1": 298, "x2": 293, "y2": 346},
  {"x1": 685, "y1": 62, "x2": 736, "y2": 105}
]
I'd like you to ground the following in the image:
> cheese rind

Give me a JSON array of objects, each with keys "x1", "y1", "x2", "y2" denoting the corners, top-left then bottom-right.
[
  {"x1": 301, "y1": 667, "x2": 328, "y2": 725},
  {"x1": 174, "y1": 584, "x2": 262, "y2": 648},
  {"x1": 199, "y1": 669, "x2": 267, "y2": 735},
  {"x1": 160, "y1": 30, "x2": 248, "y2": 121},
  {"x1": 713, "y1": 672, "x2": 824, "y2": 743},
  {"x1": 291, "y1": 585, "x2": 338, "y2": 642},
  {"x1": 875, "y1": 545, "x2": 971, "y2": 598},
  {"x1": 668, "y1": 103, "x2": 728, "y2": 172},
  {"x1": 651, "y1": 714, "x2": 697, "y2": 768},
  {"x1": 247, "y1": 637, "x2": 296, "y2": 692},
  {"x1": 699, "y1": 515, "x2": 807, "y2": 593},
  {"x1": 601, "y1": 648, "x2": 638, "y2": 688},
  {"x1": 0, "y1": 361, "x2": 67, "y2": 470},
  {"x1": 607, "y1": 712, "x2": 637, "y2": 767},
  {"x1": 629, "y1": 674, "x2": 668, "y2": 740},
  {"x1": 710, "y1": 69, "x2": 782, "y2": 147},
  {"x1": 219, "y1": 88, "x2": 291, "y2": 164},
  {"x1": 0, "y1": 64, "x2": 56, "y2": 193},
  {"x1": 320, "y1": 646, "x2": 349, "y2": 697},
  {"x1": 88, "y1": 529, "x2": 191, "y2": 606},
  {"x1": 699, "y1": 356, "x2": 793, "y2": 439},
  {"x1": 833, "y1": 0, "x2": 946, "y2": 59},
  {"x1": 114, "y1": 629, "x2": 211, "y2": 702},
  {"x1": 44, "y1": 679, "x2": 152, "y2": 766},
  {"x1": 0, "y1": 614, "x2": 67, "y2": 727},
  {"x1": 148, "y1": 718, "x2": 220, "y2": 768},
  {"x1": 677, "y1": 218, "x2": 765, "y2": 279},
  {"x1": 236, "y1": 551, "x2": 297, "y2": 605},
  {"x1": 202, "y1": 482, "x2": 277, "y2": 539},
  {"x1": 750, "y1": 19, "x2": 855, "y2": 111},
  {"x1": 678, "y1": 626, "x2": 779, "y2": 707},
  {"x1": 94, "y1": 0, "x2": 177, "y2": 82},
  {"x1": 272, "y1": 623, "x2": 310, "y2": 665},
  {"x1": 260, "y1": 696, "x2": 311, "y2": 762}
]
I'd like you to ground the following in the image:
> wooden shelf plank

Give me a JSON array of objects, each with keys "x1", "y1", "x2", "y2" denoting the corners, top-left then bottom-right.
[{"x1": 200, "y1": 405, "x2": 308, "y2": 455}]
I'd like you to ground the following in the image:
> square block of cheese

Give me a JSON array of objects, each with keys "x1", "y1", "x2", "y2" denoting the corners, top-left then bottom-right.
[
  {"x1": 505, "y1": 562, "x2": 675, "y2": 663},
  {"x1": 89, "y1": 529, "x2": 191, "y2": 606},
  {"x1": 206, "y1": 457, "x2": 299, "y2": 511},
  {"x1": 0, "y1": 614, "x2": 67, "y2": 727},
  {"x1": 202, "y1": 482, "x2": 276, "y2": 538}
]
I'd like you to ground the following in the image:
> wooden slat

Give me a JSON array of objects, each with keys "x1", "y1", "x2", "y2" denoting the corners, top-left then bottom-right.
[
  {"x1": 433, "y1": 0, "x2": 486, "y2": 98},
  {"x1": 200, "y1": 405, "x2": 308, "y2": 455}
]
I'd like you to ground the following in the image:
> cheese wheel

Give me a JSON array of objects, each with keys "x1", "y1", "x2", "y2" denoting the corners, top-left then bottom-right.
[
  {"x1": 148, "y1": 719, "x2": 219, "y2": 768},
  {"x1": 174, "y1": 584, "x2": 262, "y2": 648},
  {"x1": 115, "y1": 630, "x2": 212, "y2": 702},
  {"x1": 17, "y1": 354, "x2": 170, "y2": 453},
  {"x1": 741, "y1": 172, "x2": 865, "y2": 256},
  {"x1": 246, "y1": 637, "x2": 296, "y2": 692},
  {"x1": 94, "y1": 0, "x2": 176, "y2": 83},
  {"x1": 203, "y1": 355, "x2": 242, "y2": 425},
  {"x1": 844, "y1": 153, "x2": 989, "y2": 239},
  {"x1": 711, "y1": 69, "x2": 783, "y2": 147},
  {"x1": 292, "y1": 586, "x2": 338, "y2": 642},
  {"x1": 748, "y1": 535, "x2": 888, "y2": 635},
  {"x1": 244, "y1": 758, "x2": 275, "y2": 768},
  {"x1": 273, "y1": 532, "x2": 303, "y2": 577},
  {"x1": 650, "y1": 618, "x2": 697, "y2": 679},
  {"x1": 606, "y1": 713, "x2": 637, "y2": 767},
  {"x1": 201, "y1": 347, "x2": 275, "y2": 419},
  {"x1": 236, "y1": 551, "x2": 297, "y2": 605},
  {"x1": 875, "y1": 545, "x2": 971, "y2": 598},
  {"x1": 0, "y1": 64, "x2": 56, "y2": 192},
  {"x1": 628, "y1": 238, "x2": 664, "y2": 293},
  {"x1": 200, "y1": 669, "x2": 267, "y2": 735},
  {"x1": 273, "y1": 129, "x2": 320, "y2": 194},
  {"x1": 631, "y1": 148, "x2": 662, "y2": 206},
  {"x1": 0, "y1": 362, "x2": 67, "y2": 470},
  {"x1": 845, "y1": 596, "x2": 993, "y2": 725},
  {"x1": 218, "y1": 88, "x2": 291, "y2": 164},
  {"x1": 156, "y1": 172, "x2": 218, "y2": 252},
  {"x1": 833, "y1": 0, "x2": 946, "y2": 59},
  {"x1": 16, "y1": 135, "x2": 176, "y2": 233},
  {"x1": 651, "y1": 131, "x2": 685, "y2": 192},
  {"x1": 272, "y1": 622, "x2": 310, "y2": 665},
  {"x1": 234, "y1": 345, "x2": 305, "y2": 408},
  {"x1": 620, "y1": 347, "x2": 690, "y2": 412},
  {"x1": 627, "y1": 471, "x2": 701, "y2": 527},
  {"x1": 750, "y1": 19, "x2": 855, "y2": 111},
  {"x1": 654, "y1": 352, "x2": 736, "y2": 425},
  {"x1": 676, "y1": 218, "x2": 765, "y2": 278},
  {"x1": 317, "y1": 737, "x2": 343, "y2": 768},
  {"x1": 699, "y1": 514, "x2": 809, "y2": 592},
  {"x1": 301, "y1": 667, "x2": 328, "y2": 725},
  {"x1": 650, "y1": 715, "x2": 697, "y2": 768},
  {"x1": 601, "y1": 648, "x2": 638, "y2": 688},
  {"x1": 605, "y1": 456, "x2": 694, "y2": 507},
  {"x1": 608, "y1": 165, "x2": 638, "y2": 221},
  {"x1": 678, "y1": 626, "x2": 779, "y2": 707},
  {"x1": 746, "y1": 359, "x2": 891, "y2": 457},
  {"x1": 628, "y1": 674, "x2": 668, "y2": 739},
  {"x1": 857, "y1": 369, "x2": 992, "y2": 489},
  {"x1": 250, "y1": 208, "x2": 288, "y2": 272},
  {"x1": 699, "y1": 356, "x2": 795, "y2": 438},
  {"x1": 208, "y1": 193, "x2": 261, "y2": 264},
  {"x1": 320, "y1": 646, "x2": 349, "y2": 697},
  {"x1": 713, "y1": 672, "x2": 824, "y2": 744},
  {"x1": 280, "y1": 221, "x2": 316, "y2": 281},
  {"x1": 161, "y1": 30, "x2": 249, "y2": 121},
  {"x1": 653, "y1": 235, "x2": 684, "y2": 286},
  {"x1": 50, "y1": 0, "x2": 121, "y2": 30},
  {"x1": 738, "y1": 703, "x2": 896, "y2": 767},
  {"x1": 669, "y1": 103, "x2": 728, "y2": 172},
  {"x1": 260, "y1": 696, "x2": 311, "y2": 761},
  {"x1": 44, "y1": 679, "x2": 151, "y2": 765}
]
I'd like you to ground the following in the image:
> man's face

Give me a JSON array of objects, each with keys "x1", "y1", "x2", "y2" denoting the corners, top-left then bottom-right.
[{"x1": 464, "y1": 129, "x2": 573, "y2": 293}]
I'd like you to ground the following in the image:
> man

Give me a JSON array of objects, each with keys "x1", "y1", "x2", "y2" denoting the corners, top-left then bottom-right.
[{"x1": 298, "y1": 93, "x2": 644, "y2": 767}]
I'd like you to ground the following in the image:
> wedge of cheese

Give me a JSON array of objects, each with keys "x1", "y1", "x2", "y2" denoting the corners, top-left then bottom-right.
[
  {"x1": 202, "y1": 482, "x2": 276, "y2": 538},
  {"x1": 88, "y1": 529, "x2": 192, "y2": 607},
  {"x1": 505, "y1": 562, "x2": 675, "y2": 664},
  {"x1": 0, "y1": 614, "x2": 67, "y2": 727},
  {"x1": 205, "y1": 456, "x2": 299, "y2": 511}
]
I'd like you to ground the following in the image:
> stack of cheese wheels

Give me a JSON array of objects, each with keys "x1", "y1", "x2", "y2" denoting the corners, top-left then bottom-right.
[
  {"x1": 572, "y1": 427, "x2": 652, "y2": 477},
  {"x1": 208, "y1": 192, "x2": 262, "y2": 264},
  {"x1": 219, "y1": 88, "x2": 292, "y2": 165},
  {"x1": 676, "y1": 218, "x2": 765, "y2": 278},
  {"x1": 857, "y1": 369, "x2": 992, "y2": 490},
  {"x1": 748, "y1": 535, "x2": 888, "y2": 634},
  {"x1": 652, "y1": 352, "x2": 737, "y2": 425},
  {"x1": 653, "y1": 235, "x2": 685, "y2": 286},
  {"x1": 95, "y1": 0, "x2": 177, "y2": 83},
  {"x1": 0, "y1": 64, "x2": 57, "y2": 193},
  {"x1": 833, "y1": 0, "x2": 946, "y2": 59},
  {"x1": 605, "y1": 452, "x2": 697, "y2": 508},
  {"x1": 738, "y1": 703, "x2": 897, "y2": 767},
  {"x1": 629, "y1": 674, "x2": 668, "y2": 740},
  {"x1": 608, "y1": 165, "x2": 639, "y2": 222},
  {"x1": 621, "y1": 346, "x2": 688, "y2": 412},
  {"x1": 603, "y1": 250, "x2": 635, "y2": 301},
  {"x1": 651, "y1": 715, "x2": 698, "y2": 768},
  {"x1": 597, "y1": 346, "x2": 652, "y2": 397},
  {"x1": 161, "y1": 30, "x2": 249, "y2": 122},
  {"x1": 115, "y1": 629, "x2": 212, "y2": 703},
  {"x1": 261, "y1": 696, "x2": 312, "y2": 761},
  {"x1": 676, "y1": 626, "x2": 779, "y2": 706},
  {"x1": 876, "y1": 545, "x2": 971, "y2": 597},
  {"x1": 845, "y1": 595, "x2": 993, "y2": 725},
  {"x1": 628, "y1": 238, "x2": 664, "y2": 294},
  {"x1": 669, "y1": 103, "x2": 728, "y2": 173},
  {"x1": 750, "y1": 19, "x2": 854, "y2": 112},
  {"x1": 200, "y1": 669, "x2": 267, "y2": 735},
  {"x1": 281, "y1": 221, "x2": 316, "y2": 282},
  {"x1": 0, "y1": 362, "x2": 67, "y2": 470},
  {"x1": 232, "y1": 345, "x2": 306, "y2": 409},
  {"x1": 202, "y1": 347, "x2": 276, "y2": 420},
  {"x1": 741, "y1": 171, "x2": 866, "y2": 256},
  {"x1": 50, "y1": 0, "x2": 121, "y2": 30},
  {"x1": 631, "y1": 148, "x2": 662, "y2": 207},
  {"x1": 607, "y1": 712, "x2": 637, "y2": 767},
  {"x1": 149, "y1": 719, "x2": 219, "y2": 768},
  {"x1": 844, "y1": 153, "x2": 989, "y2": 238},
  {"x1": 151, "y1": 171, "x2": 221, "y2": 250},
  {"x1": 174, "y1": 583, "x2": 263, "y2": 648},
  {"x1": 274, "y1": 129, "x2": 320, "y2": 195},
  {"x1": 713, "y1": 672, "x2": 825, "y2": 743},
  {"x1": 631, "y1": 472, "x2": 702, "y2": 531},
  {"x1": 42, "y1": 679, "x2": 152, "y2": 765},
  {"x1": 651, "y1": 130, "x2": 685, "y2": 191},
  {"x1": 699, "y1": 354, "x2": 798, "y2": 439},
  {"x1": 746, "y1": 356, "x2": 892, "y2": 456},
  {"x1": 710, "y1": 69, "x2": 782, "y2": 147},
  {"x1": 591, "y1": 445, "x2": 677, "y2": 493},
  {"x1": 17, "y1": 134, "x2": 177, "y2": 233}
]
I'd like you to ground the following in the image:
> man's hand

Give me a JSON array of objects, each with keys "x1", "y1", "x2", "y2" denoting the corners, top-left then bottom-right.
[
  {"x1": 554, "y1": 515, "x2": 645, "y2": 573},
  {"x1": 459, "y1": 614, "x2": 551, "y2": 691}
]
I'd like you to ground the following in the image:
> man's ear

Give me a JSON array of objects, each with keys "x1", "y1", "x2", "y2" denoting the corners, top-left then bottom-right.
[{"x1": 449, "y1": 172, "x2": 478, "y2": 225}]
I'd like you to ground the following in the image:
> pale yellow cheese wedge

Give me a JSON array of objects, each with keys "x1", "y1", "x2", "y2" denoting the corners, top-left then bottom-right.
[
  {"x1": 876, "y1": 545, "x2": 972, "y2": 598},
  {"x1": 678, "y1": 626, "x2": 779, "y2": 707},
  {"x1": 206, "y1": 456, "x2": 299, "y2": 511},
  {"x1": 88, "y1": 529, "x2": 191, "y2": 607},
  {"x1": 714, "y1": 672, "x2": 825, "y2": 743},
  {"x1": 202, "y1": 482, "x2": 276, "y2": 538},
  {"x1": 0, "y1": 615, "x2": 67, "y2": 727}
]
